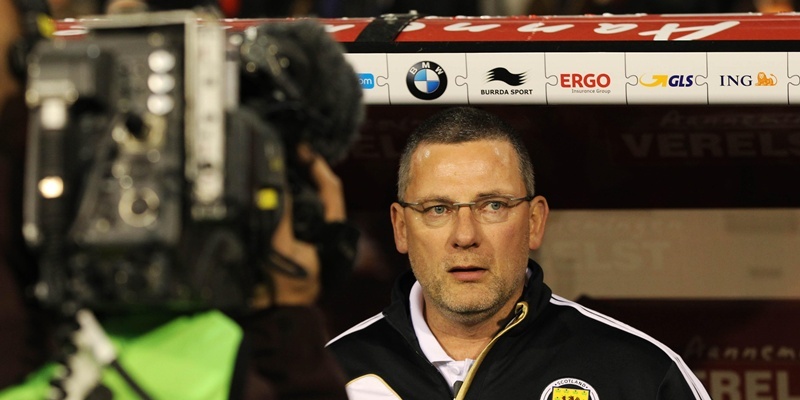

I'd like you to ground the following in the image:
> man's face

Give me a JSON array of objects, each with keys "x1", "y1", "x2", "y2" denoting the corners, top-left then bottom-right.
[{"x1": 391, "y1": 139, "x2": 540, "y2": 324}]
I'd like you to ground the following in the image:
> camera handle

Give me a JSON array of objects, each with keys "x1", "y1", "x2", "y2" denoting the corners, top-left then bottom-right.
[{"x1": 50, "y1": 309, "x2": 154, "y2": 400}]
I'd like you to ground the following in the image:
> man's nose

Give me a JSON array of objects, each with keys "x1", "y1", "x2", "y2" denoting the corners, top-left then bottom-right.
[{"x1": 451, "y1": 206, "x2": 479, "y2": 249}]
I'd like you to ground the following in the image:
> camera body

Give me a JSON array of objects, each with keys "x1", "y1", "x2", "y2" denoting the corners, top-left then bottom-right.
[{"x1": 22, "y1": 11, "x2": 302, "y2": 311}]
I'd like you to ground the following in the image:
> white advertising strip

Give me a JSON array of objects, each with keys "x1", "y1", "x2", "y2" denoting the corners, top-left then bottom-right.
[
  {"x1": 344, "y1": 53, "x2": 391, "y2": 105},
  {"x1": 461, "y1": 53, "x2": 547, "y2": 104},
  {"x1": 625, "y1": 52, "x2": 709, "y2": 104},
  {"x1": 348, "y1": 51, "x2": 800, "y2": 105},
  {"x1": 706, "y1": 52, "x2": 789, "y2": 104},
  {"x1": 385, "y1": 53, "x2": 469, "y2": 104}
]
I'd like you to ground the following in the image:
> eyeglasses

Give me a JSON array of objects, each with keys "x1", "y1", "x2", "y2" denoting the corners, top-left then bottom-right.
[{"x1": 398, "y1": 195, "x2": 534, "y2": 227}]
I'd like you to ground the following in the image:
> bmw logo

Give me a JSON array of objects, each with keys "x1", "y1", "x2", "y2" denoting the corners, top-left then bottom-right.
[{"x1": 406, "y1": 61, "x2": 448, "y2": 100}]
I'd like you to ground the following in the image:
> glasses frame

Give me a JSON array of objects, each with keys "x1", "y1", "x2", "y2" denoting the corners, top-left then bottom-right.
[{"x1": 398, "y1": 195, "x2": 534, "y2": 226}]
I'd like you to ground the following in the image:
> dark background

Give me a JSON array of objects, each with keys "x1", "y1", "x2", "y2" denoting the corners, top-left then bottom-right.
[{"x1": 320, "y1": 103, "x2": 800, "y2": 336}]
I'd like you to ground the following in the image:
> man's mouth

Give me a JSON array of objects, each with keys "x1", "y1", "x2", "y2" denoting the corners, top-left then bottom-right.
[{"x1": 448, "y1": 266, "x2": 487, "y2": 282}]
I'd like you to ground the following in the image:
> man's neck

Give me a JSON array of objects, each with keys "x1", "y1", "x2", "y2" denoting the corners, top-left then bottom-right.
[{"x1": 424, "y1": 301, "x2": 518, "y2": 361}]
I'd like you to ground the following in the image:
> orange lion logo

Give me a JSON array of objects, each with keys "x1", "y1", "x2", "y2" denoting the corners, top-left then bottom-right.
[{"x1": 756, "y1": 72, "x2": 777, "y2": 86}]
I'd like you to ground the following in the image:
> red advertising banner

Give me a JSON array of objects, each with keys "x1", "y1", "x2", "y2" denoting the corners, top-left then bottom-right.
[
  {"x1": 340, "y1": 14, "x2": 800, "y2": 42},
  {"x1": 55, "y1": 13, "x2": 800, "y2": 42}
]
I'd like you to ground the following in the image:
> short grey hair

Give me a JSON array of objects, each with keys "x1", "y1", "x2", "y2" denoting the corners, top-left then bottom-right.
[{"x1": 397, "y1": 107, "x2": 535, "y2": 201}]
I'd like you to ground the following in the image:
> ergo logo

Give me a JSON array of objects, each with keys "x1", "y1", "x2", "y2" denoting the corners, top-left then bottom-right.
[{"x1": 560, "y1": 73, "x2": 611, "y2": 88}]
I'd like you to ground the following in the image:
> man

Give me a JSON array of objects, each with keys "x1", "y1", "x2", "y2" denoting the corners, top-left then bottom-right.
[{"x1": 326, "y1": 106, "x2": 710, "y2": 399}]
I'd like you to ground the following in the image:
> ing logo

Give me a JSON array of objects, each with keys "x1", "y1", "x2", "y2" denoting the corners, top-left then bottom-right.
[
  {"x1": 406, "y1": 61, "x2": 448, "y2": 100},
  {"x1": 719, "y1": 72, "x2": 777, "y2": 87}
]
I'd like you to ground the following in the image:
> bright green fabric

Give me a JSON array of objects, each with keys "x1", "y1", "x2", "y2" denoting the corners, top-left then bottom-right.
[
  {"x1": 0, "y1": 365, "x2": 55, "y2": 400},
  {"x1": 0, "y1": 310, "x2": 242, "y2": 400}
]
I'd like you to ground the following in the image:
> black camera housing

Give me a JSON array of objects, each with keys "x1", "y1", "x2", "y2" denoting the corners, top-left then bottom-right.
[{"x1": 22, "y1": 11, "x2": 302, "y2": 312}]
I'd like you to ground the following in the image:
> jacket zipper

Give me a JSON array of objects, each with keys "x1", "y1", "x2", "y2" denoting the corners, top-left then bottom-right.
[{"x1": 453, "y1": 301, "x2": 529, "y2": 400}]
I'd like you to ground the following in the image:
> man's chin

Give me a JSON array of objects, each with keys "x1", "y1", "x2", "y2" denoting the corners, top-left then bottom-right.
[{"x1": 441, "y1": 297, "x2": 499, "y2": 318}]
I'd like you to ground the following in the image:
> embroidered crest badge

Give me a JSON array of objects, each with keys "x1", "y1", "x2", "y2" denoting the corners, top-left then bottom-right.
[{"x1": 539, "y1": 377, "x2": 599, "y2": 400}]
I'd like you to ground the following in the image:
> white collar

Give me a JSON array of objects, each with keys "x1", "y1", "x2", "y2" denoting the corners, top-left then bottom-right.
[
  {"x1": 409, "y1": 282, "x2": 474, "y2": 393},
  {"x1": 409, "y1": 281, "x2": 453, "y2": 363}
]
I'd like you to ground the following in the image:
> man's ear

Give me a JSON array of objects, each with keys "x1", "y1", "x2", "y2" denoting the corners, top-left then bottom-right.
[
  {"x1": 528, "y1": 195, "x2": 549, "y2": 251},
  {"x1": 390, "y1": 203, "x2": 409, "y2": 254}
]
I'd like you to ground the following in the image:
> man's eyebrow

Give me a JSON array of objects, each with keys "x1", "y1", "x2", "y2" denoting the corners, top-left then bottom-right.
[
  {"x1": 413, "y1": 196, "x2": 455, "y2": 204},
  {"x1": 474, "y1": 191, "x2": 513, "y2": 199},
  {"x1": 413, "y1": 192, "x2": 512, "y2": 203}
]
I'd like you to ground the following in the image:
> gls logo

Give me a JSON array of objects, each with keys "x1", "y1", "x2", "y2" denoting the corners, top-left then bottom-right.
[
  {"x1": 639, "y1": 74, "x2": 695, "y2": 88},
  {"x1": 559, "y1": 73, "x2": 611, "y2": 88},
  {"x1": 719, "y1": 72, "x2": 777, "y2": 87},
  {"x1": 406, "y1": 61, "x2": 448, "y2": 100}
]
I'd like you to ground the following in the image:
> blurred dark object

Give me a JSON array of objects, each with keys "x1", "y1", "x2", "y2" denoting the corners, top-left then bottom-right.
[
  {"x1": 314, "y1": 0, "x2": 388, "y2": 17},
  {"x1": 238, "y1": 0, "x2": 313, "y2": 17},
  {"x1": 0, "y1": 0, "x2": 52, "y2": 389},
  {"x1": 753, "y1": 0, "x2": 795, "y2": 11},
  {"x1": 102, "y1": 0, "x2": 306, "y2": 17},
  {"x1": 232, "y1": 307, "x2": 349, "y2": 400},
  {"x1": 0, "y1": 93, "x2": 49, "y2": 390},
  {"x1": 527, "y1": 0, "x2": 589, "y2": 15},
  {"x1": 527, "y1": 0, "x2": 762, "y2": 15},
  {"x1": 48, "y1": 0, "x2": 101, "y2": 18},
  {"x1": 384, "y1": 0, "x2": 479, "y2": 16}
]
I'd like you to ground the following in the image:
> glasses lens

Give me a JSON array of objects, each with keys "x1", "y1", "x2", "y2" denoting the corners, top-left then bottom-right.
[
  {"x1": 418, "y1": 202, "x2": 455, "y2": 227},
  {"x1": 475, "y1": 198, "x2": 513, "y2": 223}
]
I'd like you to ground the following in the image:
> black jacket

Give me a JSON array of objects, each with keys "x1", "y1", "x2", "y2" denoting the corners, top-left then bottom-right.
[{"x1": 327, "y1": 260, "x2": 710, "y2": 400}]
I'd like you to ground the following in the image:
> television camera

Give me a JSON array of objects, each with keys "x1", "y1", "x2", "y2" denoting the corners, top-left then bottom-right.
[{"x1": 21, "y1": 9, "x2": 364, "y2": 314}]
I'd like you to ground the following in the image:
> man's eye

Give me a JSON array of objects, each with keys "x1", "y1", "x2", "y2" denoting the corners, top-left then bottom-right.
[
  {"x1": 424, "y1": 205, "x2": 450, "y2": 215},
  {"x1": 483, "y1": 200, "x2": 508, "y2": 211}
]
